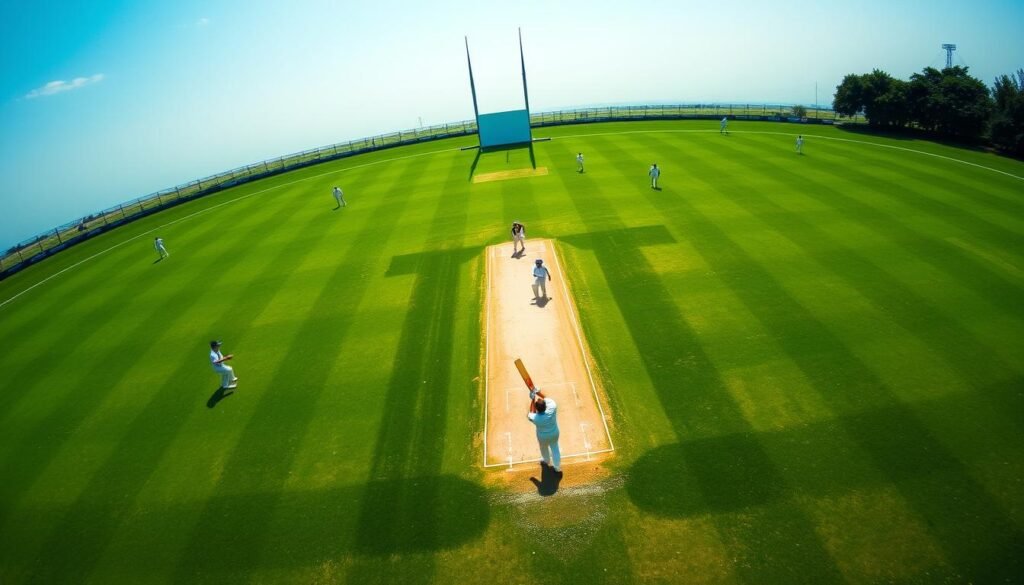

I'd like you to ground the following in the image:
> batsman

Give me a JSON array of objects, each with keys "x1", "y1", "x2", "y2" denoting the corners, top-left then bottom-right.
[{"x1": 516, "y1": 358, "x2": 562, "y2": 473}]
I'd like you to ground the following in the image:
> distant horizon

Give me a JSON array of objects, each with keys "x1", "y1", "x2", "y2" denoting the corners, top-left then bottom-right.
[
  {"x1": 3, "y1": 0, "x2": 1022, "y2": 251},
  {"x1": 0, "y1": 89, "x2": 993, "y2": 252},
  {"x1": 2, "y1": 97, "x2": 839, "y2": 252}
]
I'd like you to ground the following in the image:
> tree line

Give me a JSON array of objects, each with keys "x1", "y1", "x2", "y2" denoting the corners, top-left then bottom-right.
[{"x1": 833, "y1": 66, "x2": 1024, "y2": 156}]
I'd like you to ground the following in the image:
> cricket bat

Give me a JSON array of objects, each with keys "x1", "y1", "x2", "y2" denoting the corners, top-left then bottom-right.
[{"x1": 513, "y1": 358, "x2": 537, "y2": 393}]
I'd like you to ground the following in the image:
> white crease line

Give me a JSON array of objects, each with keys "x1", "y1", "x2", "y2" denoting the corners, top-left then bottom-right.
[
  {"x1": 550, "y1": 241, "x2": 616, "y2": 452},
  {"x1": 483, "y1": 448, "x2": 614, "y2": 468},
  {"x1": 580, "y1": 423, "x2": 592, "y2": 461},
  {"x1": 505, "y1": 432, "x2": 514, "y2": 471},
  {"x1": 482, "y1": 245, "x2": 493, "y2": 468}
]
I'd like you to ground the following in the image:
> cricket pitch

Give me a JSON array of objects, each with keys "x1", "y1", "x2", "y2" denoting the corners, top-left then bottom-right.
[{"x1": 483, "y1": 238, "x2": 613, "y2": 469}]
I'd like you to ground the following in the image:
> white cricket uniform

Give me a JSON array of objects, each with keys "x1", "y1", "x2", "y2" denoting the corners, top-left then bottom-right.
[
  {"x1": 532, "y1": 264, "x2": 551, "y2": 298},
  {"x1": 796, "y1": 136, "x2": 804, "y2": 153},
  {"x1": 649, "y1": 166, "x2": 661, "y2": 188},
  {"x1": 210, "y1": 349, "x2": 236, "y2": 388},
  {"x1": 527, "y1": 398, "x2": 561, "y2": 470},
  {"x1": 154, "y1": 238, "x2": 168, "y2": 258},
  {"x1": 576, "y1": 153, "x2": 584, "y2": 172},
  {"x1": 721, "y1": 117, "x2": 728, "y2": 133},
  {"x1": 512, "y1": 225, "x2": 525, "y2": 245},
  {"x1": 333, "y1": 187, "x2": 346, "y2": 207}
]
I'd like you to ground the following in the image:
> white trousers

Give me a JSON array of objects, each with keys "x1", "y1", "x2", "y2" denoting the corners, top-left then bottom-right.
[
  {"x1": 537, "y1": 433, "x2": 561, "y2": 470},
  {"x1": 156, "y1": 245, "x2": 168, "y2": 257},
  {"x1": 214, "y1": 364, "x2": 235, "y2": 388},
  {"x1": 532, "y1": 277, "x2": 547, "y2": 298}
]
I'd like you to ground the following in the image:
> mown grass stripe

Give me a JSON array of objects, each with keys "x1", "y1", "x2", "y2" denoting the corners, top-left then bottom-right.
[
  {"x1": 697, "y1": 133, "x2": 1020, "y2": 384},
  {"x1": 551, "y1": 137, "x2": 845, "y2": 583},
  {"x1": 8, "y1": 178, "x2": 364, "y2": 582},
  {"x1": 815, "y1": 137, "x2": 1024, "y2": 241},
  {"x1": 167, "y1": 155, "x2": 439, "y2": 583},
  {"x1": 638, "y1": 131, "x2": 1024, "y2": 582},
  {"x1": 0, "y1": 187, "x2": 311, "y2": 524},
  {"x1": 344, "y1": 152, "x2": 481, "y2": 584}
]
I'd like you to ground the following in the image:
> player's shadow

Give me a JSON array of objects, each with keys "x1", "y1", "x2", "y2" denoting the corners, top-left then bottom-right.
[
  {"x1": 152, "y1": 257, "x2": 164, "y2": 264},
  {"x1": 531, "y1": 297, "x2": 550, "y2": 308},
  {"x1": 511, "y1": 249, "x2": 525, "y2": 259},
  {"x1": 529, "y1": 463, "x2": 563, "y2": 496},
  {"x1": 206, "y1": 386, "x2": 234, "y2": 409}
]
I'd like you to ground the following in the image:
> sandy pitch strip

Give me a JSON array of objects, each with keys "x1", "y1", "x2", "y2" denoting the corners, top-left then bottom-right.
[{"x1": 484, "y1": 238, "x2": 613, "y2": 469}]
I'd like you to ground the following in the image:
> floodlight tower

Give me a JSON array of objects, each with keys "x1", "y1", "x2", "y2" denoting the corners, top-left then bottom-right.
[{"x1": 942, "y1": 43, "x2": 957, "y2": 68}]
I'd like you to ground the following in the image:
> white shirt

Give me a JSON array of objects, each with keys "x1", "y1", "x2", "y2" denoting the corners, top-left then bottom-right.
[
  {"x1": 210, "y1": 349, "x2": 225, "y2": 369},
  {"x1": 527, "y1": 398, "x2": 559, "y2": 437},
  {"x1": 333, "y1": 187, "x2": 343, "y2": 197},
  {"x1": 721, "y1": 117, "x2": 727, "y2": 125},
  {"x1": 576, "y1": 154, "x2": 584, "y2": 163},
  {"x1": 649, "y1": 166, "x2": 661, "y2": 178},
  {"x1": 154, "y1": 238, "x2": 164, "y2": 249},
  {"x1": 511, "y1": 224, "x2": 525, "y2": 238},
  {"x1": 533, "y1": 264, "x2": 550, "y2": 279}
]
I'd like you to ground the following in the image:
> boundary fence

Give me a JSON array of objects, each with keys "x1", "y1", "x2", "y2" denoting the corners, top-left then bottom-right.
[{"x1": 1, "y1": 104, "x2": 859, "y2": 279}]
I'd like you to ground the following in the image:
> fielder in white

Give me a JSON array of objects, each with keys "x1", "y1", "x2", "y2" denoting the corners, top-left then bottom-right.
[
  {"x1": 649, "y1": 163, "x2": 661, "y2": 189},
  {"x1": 154, "y1": 237, "x2": 169, "y2": 259},
  {"x1": 209, "y1": 340, "x2": 238, "y2": 390},
  {"x1": 527, "y1": 389, "x2": 561, "y2": 473},
  {"x1": 796, "y1": 135, "x2": 804, "y2": 154},
  {"x1": 332, "y1": 186, "x2": 347, "y2": 208},
  {"x1": 720, "y1": 117, "x2": 728, "y2": 134},
  {"x1": 532, "y1": 258, "x2": 551, "y2": 299},
  {"x1": 511, "y1": 221, "x2": 526, "y2": 256},
  {"x1": 576, "y1": 152, "x2": 585, "y2": 173}
]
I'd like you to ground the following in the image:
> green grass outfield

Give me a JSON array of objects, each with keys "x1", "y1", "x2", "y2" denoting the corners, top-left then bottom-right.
[{"x1": 1, "y1": 120, "x2": 1022, "y2": 584}]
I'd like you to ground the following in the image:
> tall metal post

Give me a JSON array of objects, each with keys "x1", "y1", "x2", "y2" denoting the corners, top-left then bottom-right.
[
  {"x1": 942, "y1": 43, "x2": 957, "y2": 68},
  {"x1": 465, "y1": 37, "x2": 480, "y2": 128},
  {"x1": 518, "y1": 28, "x2": 533, "y2": 141}
]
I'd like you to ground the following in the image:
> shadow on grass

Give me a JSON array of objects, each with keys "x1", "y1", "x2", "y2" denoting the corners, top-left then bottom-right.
[
  {"x1": 353, "y1": 476, "x2": 491, "y2": 556},
  {"x1": 31, "y1": 475, "x2": 488, "y2": 574},
  {"x1": 626, "y1": 435, "x2": 783, "y2": 517},
  {"x1": 205, "y1": 386, "x2": 234, "y2": 409},
  {"x1": 467, "y1": 148, "x2": 482, "y2": 182},
  {"x1": 529, "y1": 463, "x2": 563, "y2": 496},
  {"x1": 626, "y1": 393, "x2": 1024, "y2": 581}
]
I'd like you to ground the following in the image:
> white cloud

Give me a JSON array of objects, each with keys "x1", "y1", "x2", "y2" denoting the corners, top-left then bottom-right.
[
  {"x1": 196, "y1": 17, "x2": 210, "y2": 27},
  {"x1": 25, "y1": 74, "x2": 105, "y2": 99}
]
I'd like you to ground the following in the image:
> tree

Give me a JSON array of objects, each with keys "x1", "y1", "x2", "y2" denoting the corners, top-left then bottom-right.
[
  {"x1": 933, "y1": 66, "x2": 992, "y2": 138},
  {"x1": 908, "y1": 67, "x2": 945, "y2": 131},
  {"x1": 833, "y1": 74, "x2": 865, "y2": 118},
  {"x1": 833, "y1": 70, "x2": 909, "y2": 128},
  {"x1": 793, "y1": 104, "x2": 807, "y2": 118},
  {"x1": 990, "y1": 69, "x2": 1024, "y2": 155},
  {"x1": 862, "y1": 70, "x2": 910, "y2": 128}
]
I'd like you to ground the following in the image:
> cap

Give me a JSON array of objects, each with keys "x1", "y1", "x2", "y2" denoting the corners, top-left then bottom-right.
[{"x1": 210, "y1": 340, "x2": 222, "y2": 348}]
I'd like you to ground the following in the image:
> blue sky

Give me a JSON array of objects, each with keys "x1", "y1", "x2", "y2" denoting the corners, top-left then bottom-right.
[{"x1": 1, "y1": 0, "x2": 1022, "y2": 250}]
